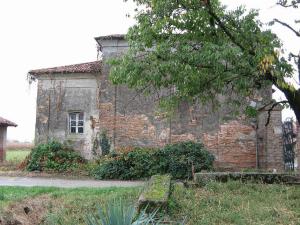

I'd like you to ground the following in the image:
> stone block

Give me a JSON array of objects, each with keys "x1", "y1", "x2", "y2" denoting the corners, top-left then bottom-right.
[
  {"x1": 194, "y1": 172, "x2": 299, "y2": 185},
  {"x1": 138, "y1": 175, "x2": 171, "y2": 212}
]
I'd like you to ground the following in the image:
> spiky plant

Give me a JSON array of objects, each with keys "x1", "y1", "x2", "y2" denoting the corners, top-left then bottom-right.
[{"x1": 85, "y1": 199, "x2": 159, "y2": 225}]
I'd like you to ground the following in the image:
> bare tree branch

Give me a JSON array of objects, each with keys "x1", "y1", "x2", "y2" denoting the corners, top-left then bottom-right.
[
  {"x1": 274, "y1": 19, "x2": 300, "y2": 37},
  {"x1": 277, "y1": 0, "x2": 300, "y2": 8}
]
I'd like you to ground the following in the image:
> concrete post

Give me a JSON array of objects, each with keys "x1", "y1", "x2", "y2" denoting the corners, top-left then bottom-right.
[
  {"x1": 257, "y1": 106, "x2": 284, "y2": 171},
  {"x1": 0, "y1": 127, "x2": 7, "y2": 162}
]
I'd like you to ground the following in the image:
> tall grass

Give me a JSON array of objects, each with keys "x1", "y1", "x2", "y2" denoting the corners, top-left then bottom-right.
[{"x1": 169, "y1": 181, "x2": 300, "y2": 225}]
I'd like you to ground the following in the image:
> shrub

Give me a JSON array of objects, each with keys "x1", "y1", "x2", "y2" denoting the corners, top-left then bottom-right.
[
  {"x1": 156, "y1": 142, "x2": 215, "y2": 179},
  {"x1": 92, "y1": 141, "x2": 214, "y2": 180},
  {"x1": 92, "y1": 148, "x2": 157, "y2": 180},
  {"x1": 26, "y1": 140, "x2": 86, "y2": 172}
]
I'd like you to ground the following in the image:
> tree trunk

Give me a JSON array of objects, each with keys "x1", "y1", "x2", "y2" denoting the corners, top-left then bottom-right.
[{"x1": 282, "y1": 88, "x2": 300, "y2": 125}]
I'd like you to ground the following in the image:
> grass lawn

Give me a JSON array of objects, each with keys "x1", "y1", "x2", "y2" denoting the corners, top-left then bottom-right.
[
  {"x1": 0, "y1": 186, "x2": 141, "y2": 225},
  {"x1": 169, "y1": 181, "x2": 300, "y2": 225},
  {"x1": 0, "y1": 181, "x2": 299, "y2": 224},
  {"x1": 6, "y1": 149, "x2": 31, "y2": 163}
]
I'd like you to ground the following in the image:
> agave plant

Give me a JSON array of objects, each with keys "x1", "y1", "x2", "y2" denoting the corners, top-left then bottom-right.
[{"x1": 85, "y1": 199, "x2": 160, "y2": 225}]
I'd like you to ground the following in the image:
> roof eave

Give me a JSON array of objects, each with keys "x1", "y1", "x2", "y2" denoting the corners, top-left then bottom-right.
[{"x1": 94, "y1": 34, "x2": 126, "y2": 46}]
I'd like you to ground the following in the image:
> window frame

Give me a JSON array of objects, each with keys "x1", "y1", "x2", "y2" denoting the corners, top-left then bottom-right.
[{"x1": 69, "y1": 112, "x2": 84, "y2": 134}]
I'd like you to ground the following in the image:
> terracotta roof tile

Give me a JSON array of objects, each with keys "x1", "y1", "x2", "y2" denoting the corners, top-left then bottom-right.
[
  {"x1": 0, "y1": 117, "x2": 17, "y2": 127},
  {"x1": 29, "y1": 61, "x2": 102, "y2": 76}
]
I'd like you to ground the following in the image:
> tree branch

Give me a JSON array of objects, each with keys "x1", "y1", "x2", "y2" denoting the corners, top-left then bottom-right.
[
  {"x1": 274, "y1": 19, "x2": 300, "y2": 37},
  {"x1": 204, "y1": 0, "x2": 255, "y2": 56},
  {"x1": 264, "y1": 100, "x2": 289, "y2": 126},
  {"x1": 277, "y1": 0, "x2": 300, "y2": 8}
]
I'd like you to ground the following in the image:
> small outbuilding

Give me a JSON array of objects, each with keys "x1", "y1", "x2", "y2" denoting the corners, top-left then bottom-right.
[{"x1": 0, "y1": 117, "x2": 17, "y2": 162}]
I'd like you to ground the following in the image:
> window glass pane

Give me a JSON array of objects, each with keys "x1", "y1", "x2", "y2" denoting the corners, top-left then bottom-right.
[
  {"x1": 70, "y1": 113, "x2": 76, "y2": 120},
  {"x1": 79, "y1": 112, "x2": 84, "y2": 120},
  {"x1": 78, "y1": 127, "x2": 84, "y2": 133},
  {"x1": 70, "y1": 127, "x2": 76, "y2": 133},
  {"x1": 69, "y1": 112, "x2": 84, "y2": 134}
]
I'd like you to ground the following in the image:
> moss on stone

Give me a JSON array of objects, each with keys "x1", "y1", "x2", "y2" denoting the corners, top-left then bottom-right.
[
  {"x1": 143, "y1": 175, "x2": 170, "y2": 201},
  {"x1": 138, "y1": 174, "x2": 171, "y2": 212}
]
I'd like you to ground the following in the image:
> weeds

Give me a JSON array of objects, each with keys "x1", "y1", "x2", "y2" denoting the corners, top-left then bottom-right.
[{"x1": 169, "y1": 181, "x2": 300, "y2": 225}]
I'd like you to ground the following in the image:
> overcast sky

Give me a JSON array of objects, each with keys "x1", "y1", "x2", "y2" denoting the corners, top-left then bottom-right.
[{"x1": 0, "y1": 0, "x2": 299, "y2": 142}]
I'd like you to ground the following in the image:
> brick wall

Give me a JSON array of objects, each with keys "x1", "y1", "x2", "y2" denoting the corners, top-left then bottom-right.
[{"x1": 92, "y1": 64, "x2": 263, "y2": 170}]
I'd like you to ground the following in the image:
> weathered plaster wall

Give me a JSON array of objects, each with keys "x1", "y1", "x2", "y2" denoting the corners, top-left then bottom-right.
[{"x1": 35, "y1": 73, "x2": 100, "y2": 159}]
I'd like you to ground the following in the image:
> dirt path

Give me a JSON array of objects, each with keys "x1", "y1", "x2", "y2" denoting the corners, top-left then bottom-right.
[{"x1": 0, "y1": 176, "x2": 144, "y2": 188}]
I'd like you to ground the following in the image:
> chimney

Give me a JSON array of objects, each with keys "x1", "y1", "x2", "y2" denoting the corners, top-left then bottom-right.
[{"x1": 95, "y1": 34, "x2": 129, "y2": 59}]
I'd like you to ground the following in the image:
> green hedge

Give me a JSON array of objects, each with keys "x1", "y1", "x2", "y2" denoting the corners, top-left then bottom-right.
[
  {"x1": 26, "y1": 141, "x2": 86, "y2": 172},
  {"x1": 92, "y1": 141, "x2": 214, "y2": 180}
]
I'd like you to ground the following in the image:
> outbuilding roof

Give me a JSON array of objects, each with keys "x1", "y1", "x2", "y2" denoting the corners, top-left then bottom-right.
[
  {"x1": 28, "y1": 61, "x2": 102, "y2": 76},
  {"x1": 0, "y1": 117, "x2": 17, "y2": 127}
]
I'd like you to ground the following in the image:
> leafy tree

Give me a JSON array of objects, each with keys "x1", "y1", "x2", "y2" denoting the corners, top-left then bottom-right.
[{"x1": 110, "y1": 0, "x2": 300, "y2": 124}]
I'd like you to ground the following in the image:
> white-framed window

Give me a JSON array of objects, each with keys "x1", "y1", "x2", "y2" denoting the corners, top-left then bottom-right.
[{"x1": 69, "y1": 112, "x2": 84, "y2": 134}]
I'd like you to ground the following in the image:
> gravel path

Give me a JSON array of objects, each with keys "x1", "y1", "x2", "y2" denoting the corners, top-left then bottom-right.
[{"x1": 0, "y1": 176, "x2": 144, "y2": 188}]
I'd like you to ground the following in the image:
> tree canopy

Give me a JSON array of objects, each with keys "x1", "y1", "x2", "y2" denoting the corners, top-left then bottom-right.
[{"x1": 110, "y1": 0, "x2": 300, "y2": 124}]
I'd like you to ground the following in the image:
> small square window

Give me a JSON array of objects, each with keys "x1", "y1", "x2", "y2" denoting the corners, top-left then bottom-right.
[{"x1": 69, "y1": 112, "x2": 84, "y2": 134}]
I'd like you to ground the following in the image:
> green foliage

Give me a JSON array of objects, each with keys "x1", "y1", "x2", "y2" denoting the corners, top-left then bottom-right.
[
  {"x1": 245, "y1": 106, "x2": 257, "y2": 118},
  {"x1": 110, "y1": 0, "x2": 300, "y2": 123},
  {"x1": 85, "y1": 199, "x2": 159, "y2": 225},
  {"x1": 92, "y1": 141, "x2": 214, "y2": 180},
  {"x1": 100, "y1": 131, "x2": 111, "y2": 156},
  {"x1": 26, "y1": 141, "x2": 86, "y2": 172},
  {"x1": 158, "y1": 142, "x2": 215, "y2": 179}
]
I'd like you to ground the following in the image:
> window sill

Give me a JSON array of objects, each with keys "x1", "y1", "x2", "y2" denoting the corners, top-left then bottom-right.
[{"x1": 67, "y1": 133, "x2": 85, "y2": 139}]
